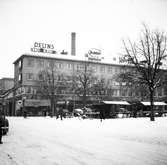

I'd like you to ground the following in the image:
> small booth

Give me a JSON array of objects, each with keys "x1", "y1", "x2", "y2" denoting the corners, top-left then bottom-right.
[
  {"x1": 141, "y1": 101, "x2": 167, "y2": 117},
  {"x1": 92, "y1": 101, "x2": 131, "y2": 118}
]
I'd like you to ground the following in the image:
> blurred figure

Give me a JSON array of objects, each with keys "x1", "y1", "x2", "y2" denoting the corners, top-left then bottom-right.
[
  {"x1": 99, "y1": 109, "x2": 105, "y2": 122},
  {"x1": 0, "y1": 114, "x2": 3, "y2": 144},
  {"x1": 59, "y1": 107, "x2": 63, "y2": 120},
  {"x1": 23, "y1": 110, "x2": 27, "y2": 118}
]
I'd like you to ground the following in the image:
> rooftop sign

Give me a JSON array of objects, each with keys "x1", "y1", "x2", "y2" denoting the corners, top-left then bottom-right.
[
  {"x1": 30, "y1": 42, "x2": 57, "y2": 54},
  {"x1": 86, "y1": 48, "x2": 104, "y2": 62}
]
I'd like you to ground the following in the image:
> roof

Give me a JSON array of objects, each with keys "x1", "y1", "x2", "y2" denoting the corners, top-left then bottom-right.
[
  {"x1": 13, "y1": 53, "x2": 133, "y2": 68},
  {"x1": 141, "y1": 102, "x2": 167, "y2": 106},
  {"x1": 103, "y1": 101, "x2": 130, "y2": 105}
]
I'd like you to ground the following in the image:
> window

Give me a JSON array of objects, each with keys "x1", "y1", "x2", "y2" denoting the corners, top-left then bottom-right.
[
  {"x1": 38, "y1": 74, "x2": 43, "y2": 81},
  {"x1": 27, "y1": 73, "x2": 33, "y2": 80},
  {"x1": 115, "y1": 67, "x2": 119, "y2": 73},
  {"x1": 100, "y1": 66, "x2": 105, "y2": 73},
  {"x1": 121, "y1": 89, "x2": 128, "y2": 97},
  {"x1": 108, "y1": 66, "x2": 113, "y2": 73},
  {"x1": 38, "y1": 59, "x2": 44, "y2": 67},
  {"x1": 26, "y1": 86, "x2": 31, "y2": 93},
  {"x1": 121, "y1": 82, "x2": 126, "y2": 86},
  {"x1": 91, "y1": 65, "x2": 97, "y2": 72},
  {"x1": 77, "y1": 64, "x2": 82, "y2": 70},
  {"x1": 18, "y1": 74, "x2": 22, "y2": 82},
  {"x1": 113, "y1": 89, "x2": 119, "y2": 96},
  {"x1": 18, "y1": 60, "x2": 22, "y2": 68},
  {"x1": 112, "y1": 81, "x2": 119, "y2": 86},
  {"x1": 27, "y1": 58, "x2": 34, "y2": 67},
  {"x1": 57, "y1": 63, "x2": 63, "y2": 69},
  {"x1": 157, "y1": 88, "x2": 163, "y2": 96},
  {"x1": 67, "y1": 63, "x2": 72, "y2": 70}
]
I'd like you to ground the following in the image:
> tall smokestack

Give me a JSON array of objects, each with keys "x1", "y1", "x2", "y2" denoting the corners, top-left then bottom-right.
[{"x1": 71, "y1": 32, "x2": 76, "y2": 56}]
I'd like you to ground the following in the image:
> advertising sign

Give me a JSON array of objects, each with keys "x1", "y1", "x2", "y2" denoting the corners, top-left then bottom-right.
[
  {"x1": 30, "y1": 42, "x2": 57, "y2": 54},
  {"x1": 86, "y1": 48, "x2": 103, "y2": 62}
]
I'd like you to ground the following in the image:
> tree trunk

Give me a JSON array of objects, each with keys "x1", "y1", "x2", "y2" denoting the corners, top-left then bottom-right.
[
  {"x1": 150, "y1": 90, "x2": 155, "y2": 121},
  {"x1": 50, "y1": 96, "x2": 55, "y2": 117},
  {"x1": 83, "y1": 93, "x2": 87, "y2": 107}
]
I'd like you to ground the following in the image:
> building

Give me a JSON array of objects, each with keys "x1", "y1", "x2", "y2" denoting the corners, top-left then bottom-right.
[
  {"x1": 5, "y1": 52, "x2": 165, "y2": 116},
  {"x1": 2, "y1": 32, "x2": 167, "y2": 116},
  {"x1": 0, "y1": 78, "x2": 14, "y2": 94}
]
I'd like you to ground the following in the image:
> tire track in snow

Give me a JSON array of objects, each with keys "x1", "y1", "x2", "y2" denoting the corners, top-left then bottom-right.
[{"x1": 0, "y1": 152, "x2": 18, "y2": 165}]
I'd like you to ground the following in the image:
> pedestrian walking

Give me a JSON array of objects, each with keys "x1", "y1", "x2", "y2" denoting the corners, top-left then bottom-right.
[
  {"x1": 59, "y1": 107, "x2": 63, "y2": 120},
  {"x1": 99, "y1": 109, "x2": 105, "y2": 122}
]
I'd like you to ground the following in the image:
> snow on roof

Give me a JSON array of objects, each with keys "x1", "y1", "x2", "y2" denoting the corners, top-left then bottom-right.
[
  {"x1": 13, "y1": 53, "x2": 133, "y2": 67},
  {"x1": 103, "y1": 101, "x2": 130, "y2": 105},
  {"x1": 141, "y1": 102, "x2": 167, "y2": 106}
]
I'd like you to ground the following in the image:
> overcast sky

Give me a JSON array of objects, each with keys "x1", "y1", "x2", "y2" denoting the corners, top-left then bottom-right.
[{"x1": 0, "y1": 0, "x2": 167, "y2": 78}]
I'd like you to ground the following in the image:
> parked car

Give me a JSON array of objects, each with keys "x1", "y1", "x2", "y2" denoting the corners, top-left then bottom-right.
[{"x1": 1, "y1": 117, "x2": 9, "y2": 135}]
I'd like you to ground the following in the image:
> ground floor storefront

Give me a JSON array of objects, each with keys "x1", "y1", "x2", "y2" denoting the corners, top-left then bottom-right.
[{"x1": 2, "y1": 96, "x2": 167, "y2": 118}]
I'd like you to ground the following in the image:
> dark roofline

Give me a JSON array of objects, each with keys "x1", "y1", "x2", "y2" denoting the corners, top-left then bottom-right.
[
  {"x1": 0, "y1": 77, "x2": 14, "y2": 81},
  {"x1": 13, "y1": 53, "x2": 134, "y2": 68}
]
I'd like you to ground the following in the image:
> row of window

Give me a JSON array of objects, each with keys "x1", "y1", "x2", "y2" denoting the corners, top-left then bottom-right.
[
  {"x1": 26, "y1": 58, "x2": 128, "y2": 74},
  {"x1": 26, "y1": 73, "x2": 126, "y2": 86},
  {"x1": 18, "y1": 85, "x2": 164, "y2": 98},
  {"x1": 18, "y1": 72, "x2": 165, "y2": 97}
]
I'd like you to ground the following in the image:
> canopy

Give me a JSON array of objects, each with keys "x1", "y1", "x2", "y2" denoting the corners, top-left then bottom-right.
[
  {"x1": 141, "y1": 102, "x2": 167, "y2": 106},
  {"x1": 102, "y1": 101, "x2": 130, "y2": 105}
]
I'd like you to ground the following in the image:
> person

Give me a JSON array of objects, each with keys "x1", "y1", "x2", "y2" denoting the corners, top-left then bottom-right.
[
  {"x1": 99, "y1": 108, "x2": 105, "y2": 122},
  {"x1": 59, "y1": 107, "x2": 63, "y2": 120},
  {"x1": 0, "y1": 115, "x2": 3, "y2": 144},
  {"x1": 23, "y1": 110, "x2": 27, "y2": 118}
]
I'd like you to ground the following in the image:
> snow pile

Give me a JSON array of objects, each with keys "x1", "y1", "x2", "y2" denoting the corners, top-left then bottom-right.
[{"x1": 1, "y1": 117, "x2": 167, "y2": 165}]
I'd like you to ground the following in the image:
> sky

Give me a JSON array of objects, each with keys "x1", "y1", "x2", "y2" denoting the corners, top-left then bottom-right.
[{"x1": 0, "y1": 0, "x2": 167, "y2": 78}]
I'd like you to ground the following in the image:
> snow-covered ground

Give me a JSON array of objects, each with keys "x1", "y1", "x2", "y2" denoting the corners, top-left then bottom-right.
[{"x1": 1, "y1": 117, "x2": 167, "y2": 165}]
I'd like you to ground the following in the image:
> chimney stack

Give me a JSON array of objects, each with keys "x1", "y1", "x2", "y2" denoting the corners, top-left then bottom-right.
[{"x1": 71, "y1": 32, "x2": 76, "y2": 56}]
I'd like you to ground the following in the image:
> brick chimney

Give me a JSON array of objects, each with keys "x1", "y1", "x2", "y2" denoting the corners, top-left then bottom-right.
[{"x1": 71, "y1": 32, "x2": 76, "y2": 56}]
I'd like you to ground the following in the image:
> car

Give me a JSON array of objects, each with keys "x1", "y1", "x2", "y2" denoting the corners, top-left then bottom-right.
[{"x1": 1, "y1": 117, "x2": 9, "y2": 135}]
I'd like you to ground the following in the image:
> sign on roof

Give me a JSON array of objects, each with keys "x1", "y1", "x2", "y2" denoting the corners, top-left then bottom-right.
[
  {"x1": 85, "y1": 48, "x2": 104, "y2": 62},
  {"x1": 30, "y1": 42, "x2": 57, "y2": 54}
]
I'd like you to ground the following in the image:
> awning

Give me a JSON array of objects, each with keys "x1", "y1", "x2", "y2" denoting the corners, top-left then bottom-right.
[
  {"x1": 102, "y1": 101, "x2": 130, "y2": 105},
  {"x1": 141, "y1": 102, "x2": 167, "y2": 106}
]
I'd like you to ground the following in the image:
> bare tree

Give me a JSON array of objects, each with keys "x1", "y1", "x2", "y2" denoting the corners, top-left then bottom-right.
[
  {"x1": 72, "y1": 60, "x2": 95, "y2": 107},
  {"x1": 120, "y1": 25, "x2": 167, "y2": 121},
  {"x1": 117, "y1": 69, "x2": 149, "y2": 100},
  {"x1": 91, "y1": 78, "x2": 109, "y2": 102},
  {"x1": 36, "y1": 61, "x2": 66, "y2": 117}
]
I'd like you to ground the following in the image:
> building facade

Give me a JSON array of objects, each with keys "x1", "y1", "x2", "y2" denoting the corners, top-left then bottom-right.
[
  {"x1": 0, "y1": 78, "x2": 14, "y2": 94},
  {"x1": 6, "y1": 53, "x2": 165, "y2": 116}
]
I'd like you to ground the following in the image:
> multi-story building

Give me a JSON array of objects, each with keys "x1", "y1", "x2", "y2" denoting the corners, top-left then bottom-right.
[
  {"x1": 0, "y1": 78, "x2": 14, "y2": 94},
  {"x1": 6, "y1": 53, "x2": 165, "y2": 116}
]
